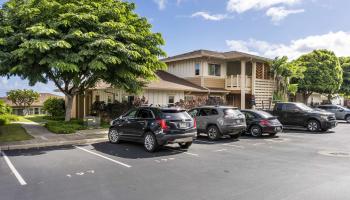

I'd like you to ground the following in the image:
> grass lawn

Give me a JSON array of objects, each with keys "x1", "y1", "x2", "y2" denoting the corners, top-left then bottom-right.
[
  {"x1": 23, "y1": 115, "x2": 51, "y2": 123},
  {"x1": 0, "y1": 124, "x2": 33, "y2": 142}
]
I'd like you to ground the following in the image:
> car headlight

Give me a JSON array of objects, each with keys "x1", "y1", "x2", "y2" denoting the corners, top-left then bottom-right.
[{"x1": 110, "y1": 120, "x2": 115, "y2": 126}]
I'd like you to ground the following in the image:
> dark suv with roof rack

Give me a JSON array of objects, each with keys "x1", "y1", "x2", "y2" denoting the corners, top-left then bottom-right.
[{"x1": 108, "y1": 107, "x2": 197, "y2": 152}]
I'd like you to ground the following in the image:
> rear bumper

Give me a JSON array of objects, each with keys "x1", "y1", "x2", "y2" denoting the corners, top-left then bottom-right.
[
  {"x1": 261, "y1": 125, "x2": 283, "y2": 134},
  {"x1": 220, "y1": 125, "x2": 247, "y2": 135},
  {"x1": 321, "y1": 120, "x2": 337, "y2": 130},
  {"x1": 156, "y1": 130, "x2": 197, "y2": 145}
]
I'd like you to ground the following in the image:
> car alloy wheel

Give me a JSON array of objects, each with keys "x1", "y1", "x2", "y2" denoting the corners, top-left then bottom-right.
[
  {"x1": 108, "y1": 129, "x2": 120, "y2": 143},
  {"x1": 346, "y1": 115, "x2": 350, "y2": 123},
  {"x1": 307, "y1": 120, "x2": 320, "y2": 132},
  {"x1": 207, "y1": 126, "x2": 220, "y2": 140},
  {"x1": 144, "y1": 132, "x2": 158, "y2": 152},
  {"x1": 250, "y1": 125, "x2": 262, "y2": 137}
]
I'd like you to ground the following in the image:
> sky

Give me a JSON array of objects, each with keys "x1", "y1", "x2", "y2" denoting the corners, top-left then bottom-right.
[{"x1": 1, "y1": 0, "x2": 350, "y2": 96}]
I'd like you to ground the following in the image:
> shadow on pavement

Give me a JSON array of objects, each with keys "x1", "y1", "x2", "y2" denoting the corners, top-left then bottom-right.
[
  {"x1": 90, "y1": 141, "x2": 183, "y2": 159},
  {"x1": 3, "y1": 145, "x2": 76, "y2": 157}
]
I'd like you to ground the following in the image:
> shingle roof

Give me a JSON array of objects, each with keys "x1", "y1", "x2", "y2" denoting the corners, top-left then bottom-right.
[
  {"x1": 161, "y1": 49, "x2": 271, "y2": 63},
  {"x1": 91, "y1": 70, "x2": 208, "y2": 92},
  {"x1": 0, "y1": 93, "x2": 64, "y2": 107}
]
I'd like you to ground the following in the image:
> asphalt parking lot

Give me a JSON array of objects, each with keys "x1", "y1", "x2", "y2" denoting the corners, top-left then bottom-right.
[{"x1": 1, "y1": 122, "x2": 350, "y2": 200}]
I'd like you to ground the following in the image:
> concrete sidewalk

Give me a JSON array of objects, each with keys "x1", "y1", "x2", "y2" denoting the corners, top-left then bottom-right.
[{"x1": 0, "y1": 122, "x2": 108, "y2": 150}]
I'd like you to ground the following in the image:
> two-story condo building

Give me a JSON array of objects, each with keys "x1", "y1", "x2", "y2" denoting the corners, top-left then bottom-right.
[{"x1": 70, "y1": 50, "x2": 276, "y2": 119}]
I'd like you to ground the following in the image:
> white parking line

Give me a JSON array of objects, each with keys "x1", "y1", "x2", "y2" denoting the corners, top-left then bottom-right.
[
  {"x1": 213, "y1": 149, "x2": 228, "y2": 152},
  {"x1": 164, "y1": 148, "x2": 199, "y2": 157},
  {"x1": 75, "y1": 146, "x2": 131, "y2": 168},
  {"x1": 1, "y1": 151, "x2": 27, "y2": 186}
]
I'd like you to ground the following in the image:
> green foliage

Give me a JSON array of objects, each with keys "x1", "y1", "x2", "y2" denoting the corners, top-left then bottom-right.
[
  {"x1": 0, "y1": 0, "x2": 166, "y2": 121},
  {"x1": 270, "y1": 56, "x2": 304, "y2": 98},
  {"x1": 0, "y1": 124, "x2": 33, "y2": 142},
  {"x1": 6, "y1": 89, "x2": 40, "y2": 112},
  {"x1": 295, "y1": 49, "x2": 343, "y2": 98},
  {"x1": 45, "y1": 120, "x2": 85, "y2": 134},
  {"x1": 0, "y1": 114, "x2": 20, "y2": 125},
  {"x1": 0, "y1": 100, "x2": 12, "y2": 115},
  {"x1": 339, "y1": 57, "x2": 350, "y2": 97},
  {"x1": 273, "y1": 91, "x2": 287, "y2": 102},
  {"x1": 43, "y1": 98, "x2": 65, "y2": 117}
]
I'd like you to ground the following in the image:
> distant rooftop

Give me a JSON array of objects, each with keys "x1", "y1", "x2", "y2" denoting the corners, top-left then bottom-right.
[{"x1": 161, "y1": 49, "x2": 271, "y2": 63}]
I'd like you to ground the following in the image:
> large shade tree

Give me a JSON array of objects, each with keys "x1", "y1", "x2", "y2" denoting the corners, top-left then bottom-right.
[
  {"x1": 339, "y1": 57, "x2": 350, "y2": 97},
  {"x1": 295, "y1": 50, "x2": 343, "y2": 103},
  {"x1": 0, "y1": 0, "x2": 166, "y2": 121}
]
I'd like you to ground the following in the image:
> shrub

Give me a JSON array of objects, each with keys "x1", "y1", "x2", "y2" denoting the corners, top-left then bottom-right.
[
  {"x1": 0, "y1": 114, "x2": 20, "y2": 125},
  {"x1": 0, "y1": 100, "x2": 12, "y2": 115},
  {"x1": 45, "y1": 120, "x2": 86, "y2": 134},
  {"x1": 43, "y1": 98, "x2": 65, "y2": 117}
]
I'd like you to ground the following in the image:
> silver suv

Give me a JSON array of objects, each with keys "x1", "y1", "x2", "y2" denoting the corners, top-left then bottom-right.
[
  {"x1": 188, "y1": 106, "x2": 246, "y2": 140},
  {"x1": 317, "y1": 105, "x2": 350, "y2": 123}
]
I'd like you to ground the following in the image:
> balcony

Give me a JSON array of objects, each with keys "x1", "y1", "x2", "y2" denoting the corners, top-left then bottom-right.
[{"x1": 225, "y1": 75, "x2": 252, "y2": 90}]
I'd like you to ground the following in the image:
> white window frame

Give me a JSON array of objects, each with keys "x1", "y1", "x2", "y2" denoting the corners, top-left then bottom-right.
[{"x1": 208, "y1": 63, "x2": 221, "y2": 76}]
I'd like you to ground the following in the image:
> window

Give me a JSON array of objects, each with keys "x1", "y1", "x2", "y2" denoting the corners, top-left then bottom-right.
[
  {"x1": 168, "y1": 95, "x2": 175, "y2": 106},
  {"x1": 107, "y1": 96, "x2": 112, "y2": 104},
  {"x1": 188, "y1": 109, "x2": 198, "y2": 118},
  {"x1": 124, "y1": 109, "x2": 137, "y2": 118},
  {"x1": 95, "y1": 95, "x2": 100, "y2": 102},
  {"x1": 137, "y1": 109, "x2": 154, "y2": 119},
  {"x1": 283, "y1": 104, "x2": 299, "y2": 111},
  {"x1": 199, "y1": 108, "x2": 218, "y2": 116},
  {"x1": 208, "y1": 64, "x2": 221, "y2": 76},
  {"x1": 195, "y1": 63, "x2": 200, "y2": 75},
  {"x1": 34, "y1": 108, "x2": 39, "y2": 115},
  {"x1": 244, "y1": 112, "x2": 256, "y2": 120}
]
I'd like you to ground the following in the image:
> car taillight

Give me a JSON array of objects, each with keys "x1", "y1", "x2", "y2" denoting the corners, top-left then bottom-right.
[
  {"x1": 157, "y1": 119, "x2": 168, "y2": 130},
  {"x1": 193, "y1": 119, "x2": 197, "y2": 128},
  {"x1": 259, "y1": 119, "x2": 270, "y2": 126}
]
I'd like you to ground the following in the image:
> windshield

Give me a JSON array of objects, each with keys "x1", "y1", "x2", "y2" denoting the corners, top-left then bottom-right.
[
  {"x1": 296, "y1": 103, "x2": 314, "y2": 111},
  {"x1": 161, "y1": 110, "x2": 192, "y2": 120},
  {"x1": 224, "y1": 108, "x2": 244, "y2": 117}
]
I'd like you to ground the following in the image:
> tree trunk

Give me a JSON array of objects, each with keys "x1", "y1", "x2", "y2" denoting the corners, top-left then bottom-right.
[
  {"x1": 327, "y1": 94, "x2": 332, "y2": 103},
  {"x1": 65, "y1": 94, "x2": 74, "y2": 122}
]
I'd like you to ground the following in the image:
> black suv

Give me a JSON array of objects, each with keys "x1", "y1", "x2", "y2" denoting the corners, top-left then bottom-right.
[
  {"x1": 269, "y1": 102, "x2": 337, "y2": 132},
  {"x1": 108, "y1": 107, "x2": 197, "y2": 152}
]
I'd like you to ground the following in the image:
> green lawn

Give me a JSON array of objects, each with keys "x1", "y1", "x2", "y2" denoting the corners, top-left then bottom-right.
[
  {"x1": 23, "y1": 115, "x2": 50, "y2": 123},
  {"x1": 0, "y1": 124, "x2": 33, "y2": 142}
]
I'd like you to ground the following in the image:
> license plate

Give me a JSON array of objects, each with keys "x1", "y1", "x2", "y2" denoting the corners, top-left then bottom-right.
[
  {"x1": 236, "y1": 119, "x2": 242, "y2": 123},
  {"x1": 275, "y1": 127, "x2": 282, "y2": 131},
  {"x1": 179, "y1": 122, "x2": 187, "y2": 128}
]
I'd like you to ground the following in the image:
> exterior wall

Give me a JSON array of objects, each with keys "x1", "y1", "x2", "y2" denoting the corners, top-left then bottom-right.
[
  {"x1": 203, "y1": 77, "x2": 225, "y2": 89},
  {"x1": 167, "y1": 59, "x2": 203, "y2": 77},
  {"x1": 11, "y1": 107, "x2": 46, "y2": 116},
  {"x1": 142, "y1": 89, "x2": 185, "y2": 106},
  {"x1": 295, "y1": 93, "x2": 344, "y2": 106}
]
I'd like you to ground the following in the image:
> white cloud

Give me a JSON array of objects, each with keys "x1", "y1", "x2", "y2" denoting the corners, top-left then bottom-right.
[
  {"x1": 226, "y1": 31, "x2": 350, "y2": 59},
  {"x1": 154, "y1": 0, "x2": 167, "y2": 10},
  {"x1": 191, "y1": 11, "x2": 232, "y2": 21},
  {"x1": 266, "y1": 7, "x2": 304, "y2": 23},
  {"x1": 226, "y1": 0, "x2": 301, "y2": 13}
]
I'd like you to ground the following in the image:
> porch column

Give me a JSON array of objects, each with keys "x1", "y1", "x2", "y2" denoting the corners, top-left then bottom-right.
[
  {"x1": 240, "y1": 60, "x2": 246, "y2": 109},
  {"x1": 252, "y1": 62, "x2": 257, "y2": 109}
]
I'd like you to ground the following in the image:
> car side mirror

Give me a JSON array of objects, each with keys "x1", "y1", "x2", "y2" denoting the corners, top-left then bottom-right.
[{"x1": 338, "y1": 109, "x2": 344, "y2": 112}]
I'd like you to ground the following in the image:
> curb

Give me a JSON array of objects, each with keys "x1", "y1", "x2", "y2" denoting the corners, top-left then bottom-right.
[{"x1": 0, "y1": 137, "x2": 108, "y2": 151}]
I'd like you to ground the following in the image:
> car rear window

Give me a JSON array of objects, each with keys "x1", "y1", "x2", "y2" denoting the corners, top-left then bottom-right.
[
  {"x1": 161, "y1": 110, "x2": 192, "y2": 120},
  {"x1": 254, "y1": 110, "x2": 274, "y2": 119},
  {"x1": 224, "y1": 109, "x2": 243, "y2": 117}
]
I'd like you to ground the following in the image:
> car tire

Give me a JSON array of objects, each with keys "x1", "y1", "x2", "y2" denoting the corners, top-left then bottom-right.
[
  {"x1": 144, "y1": 132, "x2": 158, "y2": 152},
  {"x1": 179, "y1": 142, "x2": 192, "y2": 149},
  {"x1": 307, "y1": 120, "x2": 320, "y2": 132},
  {"x1": 345, "y1": 115, "x2": 350, "y2": 123},
  {"x1": 250, "y1": 125, "x2": 262, "y2": 137},
  {"x1": 108, "y1": 129, "x2": 121, "y2": 144},
  {"x1": 206, "y1": 125, "x2": 221, "y2": 140}
]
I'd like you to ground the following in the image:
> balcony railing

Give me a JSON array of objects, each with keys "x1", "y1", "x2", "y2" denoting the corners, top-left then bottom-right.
[{"x1": 225, "y1": 75, "x2": 252, "y2": 90}]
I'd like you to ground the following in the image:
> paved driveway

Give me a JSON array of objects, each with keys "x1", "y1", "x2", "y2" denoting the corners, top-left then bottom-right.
[{"x1": 1, "y1": 122, "x2": 350, "y2": 200}]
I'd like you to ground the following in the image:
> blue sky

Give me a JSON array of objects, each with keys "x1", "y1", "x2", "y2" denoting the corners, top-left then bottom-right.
[{"x1": 1, "y1": 0, "x2": 350, "y2": 96}]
